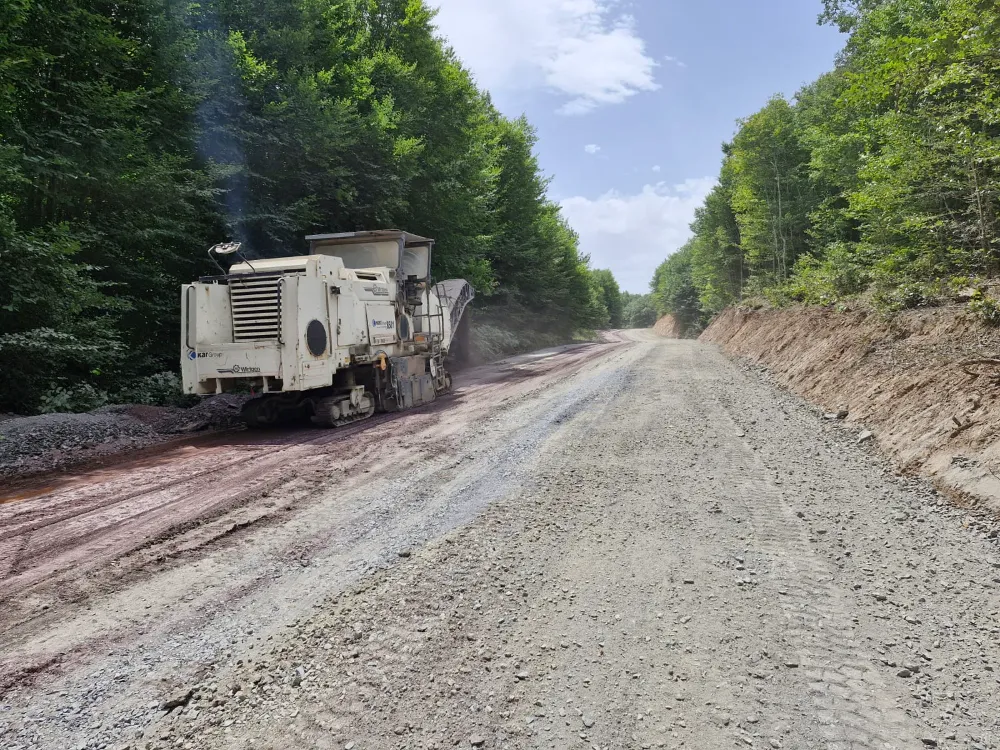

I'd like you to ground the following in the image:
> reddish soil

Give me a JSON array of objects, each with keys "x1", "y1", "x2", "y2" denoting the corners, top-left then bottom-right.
[
  {"x1": 0, "y1": 340, "x2": 621, "y2": 690},
  {"x1": 702, "y1": 304, "x2": 1000, "y2": 513},
  {"x1": 8, "y1": 331, "x2": 1000, "y2": 750},
  {"x1": 653, "y1": 314, "x2": 685, "y2": 338}
]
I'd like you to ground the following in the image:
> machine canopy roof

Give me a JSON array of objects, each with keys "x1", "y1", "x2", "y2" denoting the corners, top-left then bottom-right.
[{"x1": 304, "y1": 230, "x2": 433, "y2": 248}]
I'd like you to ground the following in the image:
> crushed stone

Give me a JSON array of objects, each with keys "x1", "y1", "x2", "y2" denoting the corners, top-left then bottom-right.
[{"x1": 0, "y1": 395, "x2": 248, "y2": 481}]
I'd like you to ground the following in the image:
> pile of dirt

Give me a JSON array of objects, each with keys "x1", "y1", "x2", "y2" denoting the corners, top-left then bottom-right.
[
  {"x1": 702, "y1": 304, "x2": 1000, "y2": 512},
  {"x1": 0, "y1": 394, "x2": 248, "y2": 481},
  {"x1": 0, "y1": 412, "x2": 160, "y2": 479},
  {"x1": 653, "y1": 314, "x2": 685, "y2": 338},
  {"x1": 120, "y1": 393, "x2": 248, "y2": 434}
]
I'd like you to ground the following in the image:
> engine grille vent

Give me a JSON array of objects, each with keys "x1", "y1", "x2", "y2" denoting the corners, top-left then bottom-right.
[{"x1": 229, "y1": 274, "x2": 285, "y2": 341}]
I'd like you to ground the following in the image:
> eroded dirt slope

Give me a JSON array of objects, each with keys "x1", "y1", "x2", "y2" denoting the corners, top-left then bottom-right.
[
  {"x1": 703, "y1": 306, "x2": 1000, "y2": 514},
  {"x1": 652, "y1": 314, "x2": 684, "y2": 339},
  {"x1": 4, "y1": 332, "x2": 1000, "y2": 750}
]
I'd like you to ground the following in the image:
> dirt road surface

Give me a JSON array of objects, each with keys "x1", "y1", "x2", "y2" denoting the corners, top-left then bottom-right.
[{"x1": 3, "y1": 332, "x2": 1000, "y2": 750}]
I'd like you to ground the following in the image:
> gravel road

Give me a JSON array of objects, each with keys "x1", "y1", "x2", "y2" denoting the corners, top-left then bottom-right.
[{"x1": 3, "y1": 333, "x2": 1000, "y2": 750}]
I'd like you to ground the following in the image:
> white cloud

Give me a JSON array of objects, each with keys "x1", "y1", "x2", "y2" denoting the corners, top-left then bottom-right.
[
  {"x1": 584, "y1": 144, "x2": 601, "y2": 155},
  {"x1": 560, "y1": 177, "x2": 716, "y2": 293},
  {"x1": 432, "y1": 0, "x2": 658, "y2": 114},
  {"x1": 652, "y1": 165, "x2": 661, "y2": 173},
  {"x1": 663, "y1": 55, "x2": 688, "y2": 69}
]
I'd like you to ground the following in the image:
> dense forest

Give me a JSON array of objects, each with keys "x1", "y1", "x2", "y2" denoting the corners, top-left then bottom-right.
[
  {"x1": 0, "y1": 0, "x2": 623, "y2": 415},
  {"x1": 652, "y1": 0, "x2": 1000, "y2": 332}
]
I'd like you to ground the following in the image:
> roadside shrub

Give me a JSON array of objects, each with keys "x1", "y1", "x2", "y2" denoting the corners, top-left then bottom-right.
[
  {"x1": 948, "y1": 276, "x2": 980, "y2": 294},
  {"x1": 872, "y1": 281, "x2": 939, "y2": 313},
  {"x1": 761, "y1": 285, "x2": 794, "y2": 308},
  {"x1": 0, "y1": 326, "x2": 122, "y2": 414},
  {"x1": 472, "y1": 324, "x2": 522, "y2": 362},
  {"x1": 115, "y1": 372, "x2": 195, "y2": 407},
  {"x1": 967, "y1": 292, "x2": 1000, "y2": 327},
  {"x1": 681, "y1": 319, "x2": 706, "y2": 338},
  {"x1": 622, "y1": 295, "x2": 658, "y2": 329},
  {"x1": 39, "y1": 383, "x2": 110, "y2": 414},
  {"x1": 471, "y1": 321, "x2": 569, "y2": 363},
  {"x1": 784, "y1": 243, "x2": 870, "y2": 305}
]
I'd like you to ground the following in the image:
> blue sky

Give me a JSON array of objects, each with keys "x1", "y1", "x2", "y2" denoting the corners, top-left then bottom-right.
[{"x1": 432, "y1": 0, "x2": 846, "y2": 292}]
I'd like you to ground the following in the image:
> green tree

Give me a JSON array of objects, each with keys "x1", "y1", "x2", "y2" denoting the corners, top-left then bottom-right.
[
  {"x1": 590, "y1": 269, "x2": 624, "y2": 328},
  {"x1": 687, "y1": 175, "x2": 744, "y2": 314},
  {"x1": 0, "y1": 0, "x2": 215, "y2": 411},
  {"x1": 650, "y1": 0, "x2": 1000, "y2": 319},
  {"x1": 727, "y1": 97, "x2": 814, "y2": 285},
  {"x1": 0, "y1": 0, "x2": 620, "y2": 413},
  {"x1": 651, "y1": 245, "x2": 703, "y2": 330},
  {"x1": 621, "y1": 293, "x2": 658, "y2": 328}
]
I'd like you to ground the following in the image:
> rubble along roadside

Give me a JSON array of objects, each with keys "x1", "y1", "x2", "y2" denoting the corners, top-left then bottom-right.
[
  {"x1": 702, "y1": 303, "x2": 1000, "y2": 515},
  {"x1": 0, "y1": 394, "x2": 248, "y2": 483}
]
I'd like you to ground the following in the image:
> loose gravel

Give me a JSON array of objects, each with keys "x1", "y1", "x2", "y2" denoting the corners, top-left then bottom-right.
[
  {"x1": 2, "y1": 335, "x2": 1000, "y2": 750},
  {"x1": 0, "y1": 395, "x2": 247, "y2": 481},
  {"x1": 0, "y1": 412, "x2": 160, "y2": 478}
]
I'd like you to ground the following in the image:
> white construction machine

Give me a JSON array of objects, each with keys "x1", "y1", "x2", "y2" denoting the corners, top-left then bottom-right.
[{"x1": 180, "y1": 230, "x2": 473, "y2": 427}]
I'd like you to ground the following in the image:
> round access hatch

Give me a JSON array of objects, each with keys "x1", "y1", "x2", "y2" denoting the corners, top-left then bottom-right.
[{"x1": 306, "y1": 319, "x2": 328, "y2": 356}]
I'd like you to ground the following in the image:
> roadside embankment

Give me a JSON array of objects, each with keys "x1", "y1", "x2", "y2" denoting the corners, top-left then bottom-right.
[
  {"x1": 703, "y1": 305, "x2": 1000, "y2": 514},
  {"x1": 653, "y1": 314, "x2": 684, "y2": 338},
  {"x1": 469, "y1": 315, "x2": 604, "y2": 364}
]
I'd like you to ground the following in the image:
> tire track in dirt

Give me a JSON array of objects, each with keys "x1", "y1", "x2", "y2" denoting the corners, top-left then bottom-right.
[
  {"x1": 162, "y1": 336, "x2": 958, "y2": 750},
  {"x1": 697, "y1": 391, "x2": 924, "y2": 749},
  {"x1": 0, "y1": 419, "x2": 388, "y2": 595},
  {"x1": 16, "y1": 334, "x2": 996, "y2": 750},
  {"x1": 0, "y1": 340, "x2": 629, "y2": 704},
  {"x1": 620, "y1": 342, "x2": 924, "y2": 749},
  {"x1": 0, "y1": 345, "x2": 605, "y2": 602}
]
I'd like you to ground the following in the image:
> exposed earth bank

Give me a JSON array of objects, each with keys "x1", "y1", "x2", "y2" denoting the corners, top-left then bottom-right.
[
  {"x1": 702, "y1": 305, "x2": 1000, "y2": 515},
  {"x1": 652, "y1": 314, "x2": 684, "y2": 339}
]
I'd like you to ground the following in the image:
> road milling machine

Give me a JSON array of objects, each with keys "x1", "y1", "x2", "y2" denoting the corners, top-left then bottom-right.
[{"x1": 181, "y1": 230, "x2": 474, "y2": 427}]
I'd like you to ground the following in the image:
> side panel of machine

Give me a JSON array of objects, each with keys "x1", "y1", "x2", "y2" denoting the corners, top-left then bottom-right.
[
  {"x1": 392, "y1": 355, "x2": 436, "y2": 410},
  {"x1": 279, "y1": 277, "x2": 299, "y2": 389},
  {"x1": 208, "y1": 346, "x2": 282, "y2": 384},
  {"x1": 192, "y1": 283, "x2": 233, "y2": 345},
  {"x1": 366, "y1": 302, "x2": 398, "y2": 347},
  {"x1": 296, "y1": 276, "x2": 336, "y2": 390},
  {"x1": 182, "y1": 283, "x2": 285, "y2": 393},
  {"x1": 182, "y1": 284, "x2": 234, "y2": 394},
  {"x1": 338, "y1": 293, "x2": 368, "y2": 347},
  {"x1": 181, "y1": 285, "x2": 203, "y2": 394}
]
